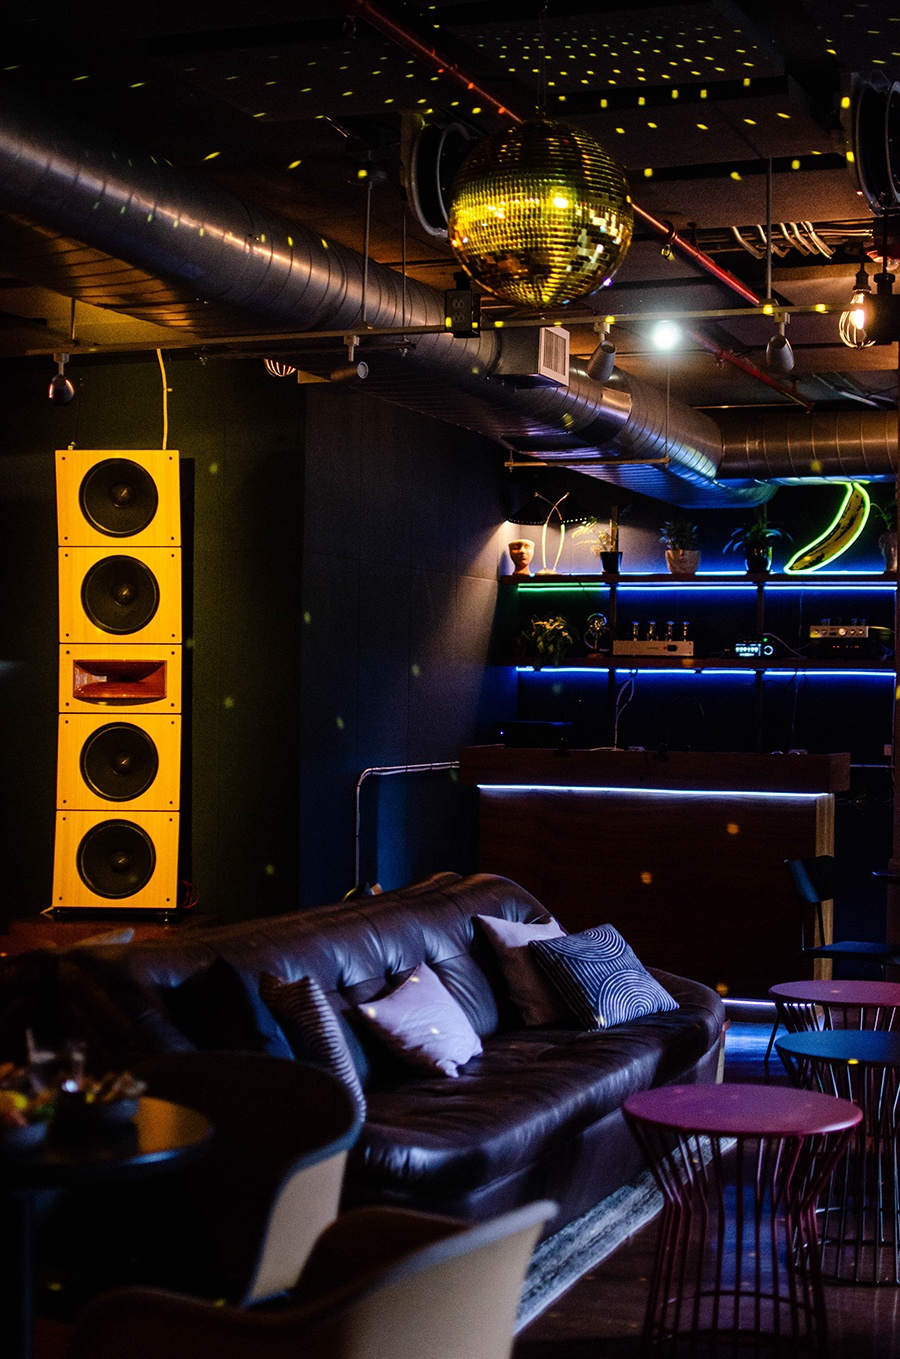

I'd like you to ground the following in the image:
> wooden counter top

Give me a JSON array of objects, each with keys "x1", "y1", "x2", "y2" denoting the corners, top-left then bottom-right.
[{"x1": 458, "y1": 746, "x2": 852, "y2": 794}]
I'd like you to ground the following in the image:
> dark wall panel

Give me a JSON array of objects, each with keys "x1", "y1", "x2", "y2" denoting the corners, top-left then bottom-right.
[{"x1": 298, "y1": 388, "x2": 516, "y2": 907}]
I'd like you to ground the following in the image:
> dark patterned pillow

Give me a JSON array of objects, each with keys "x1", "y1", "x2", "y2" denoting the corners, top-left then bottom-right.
[
  {"x1": 259, "y1": 972, "x2": 366, "y2": 1120},
  {"x1": 529, "y1": 925, "x2": 678, "y2": 1030}
]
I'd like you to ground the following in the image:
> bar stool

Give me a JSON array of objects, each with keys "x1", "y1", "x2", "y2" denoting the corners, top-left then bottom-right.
[
  {"x1": 777, "y1": 1029, "x2": 900, "y2": 1285},
  {"x1": 624, "y1": 1083, "x2": 860, "y2": 1356}
]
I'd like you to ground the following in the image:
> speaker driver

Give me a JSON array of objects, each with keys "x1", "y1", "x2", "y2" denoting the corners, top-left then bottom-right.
[
  {"x1": 76, "y1": 819, "x2": 157, "y2": 898},
  {"x1": 81, "y1": 555, "x2": 160, "y2": 634},
  {"x1": 79, "y1": 458, "x2": 159, "y2": 538},
  {"x1": 79, "y1": 722, "x2": 160, "y2": 802}
]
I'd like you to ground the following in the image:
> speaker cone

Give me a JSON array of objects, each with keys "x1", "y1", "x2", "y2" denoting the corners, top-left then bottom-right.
[
  {"x1": 81, "y1": 555, "x2": 160, "y2": 634},
  {"x1": 76, "y1": 819, "x2": 157, "y2": 898},
  {"x1": 79, "y1": 722, "x2": 160, "y2": 802},
  {"x1": 79, "y1": 458, "x2": 159, "y2": 537}
]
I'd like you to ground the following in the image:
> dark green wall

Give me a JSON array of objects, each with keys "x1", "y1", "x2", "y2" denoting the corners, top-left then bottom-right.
[{"x1": 0, "y1": 354, "x2": 515, "y2": 925}]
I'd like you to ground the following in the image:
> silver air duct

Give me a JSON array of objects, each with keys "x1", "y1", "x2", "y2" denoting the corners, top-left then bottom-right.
[
  {"x1": 718, "y1": 409, "x2": 898, "y2": 483},
  {"x1": 0, "y1": 83, "x2": 893, "y2": 504}
]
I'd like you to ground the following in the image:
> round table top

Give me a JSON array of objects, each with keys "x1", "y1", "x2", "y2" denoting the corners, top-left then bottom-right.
[
  {"x1": 624, "y1": 1082, "x2": 862, "y2": 1137},
  {"x1": 776, "y1": 1029, "x2": 900, "y2": 1067},
  {"x1": 770, "y1": 979, "x2": 900, "y2": 1008},
  {"x1": 0, "y1": 1096, "x2": 211, "y2": 1191}
]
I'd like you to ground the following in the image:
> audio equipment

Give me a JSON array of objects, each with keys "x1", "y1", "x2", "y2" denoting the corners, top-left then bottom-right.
[
  {"x1": 56, "y1": 449, "x2": 181, "y2": 548},
  {"x1": 808, "y1": 623, "x2": 892, "y2": 658},
  {"x1": 52, "y1": 449, "x2": 182, "y2": 915},
  {"x1": 611, "y1": 639, "x2": 694, "y2": 657},
  {"x1": 51, "y1": 810, "x2": 180, "y2": 911},
  {"x1": 59, "y1": 644, "x2": 182, "y2": 714},
  {"x1": 58, "y1": 547, "x2": 181, "y2": 644},
  {"x1": 56, "y1": 714, "x2": 181, "y2": 813}
]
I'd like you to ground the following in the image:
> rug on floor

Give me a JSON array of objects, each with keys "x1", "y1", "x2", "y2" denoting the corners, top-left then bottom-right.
[{"x1": 516, "y1": 1169, "x2": 662, "y2": 1330}]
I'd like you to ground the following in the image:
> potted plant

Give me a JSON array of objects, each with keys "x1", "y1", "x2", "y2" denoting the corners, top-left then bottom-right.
[
  {"x1": 524, "y1": 615, "x2": 576, "y2": 667},
  {"x1": 872, "y1": 495, "x2": 898, "y2": 573},
  {"x1": 572, "y1": 506, "x2": 621, "y2": 574},
  {"x1": 724, "y1": 507, "x2": 792, "y2": 575},
  {"x1": 660, "y1": 519, "x2": 700, "y2": 576}
]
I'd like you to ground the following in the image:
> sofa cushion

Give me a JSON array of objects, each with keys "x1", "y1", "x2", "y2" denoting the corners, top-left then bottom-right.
[
  {"x1": 356, "y1": 964, "x2": 483, "y2": 1077},
  {"x1": 259, "y1": 972, "x2": 366, "y2": 1118},
  {"x1": 164, "y1": 956, "x2": 275, "y2": 1052},
  {"x1": 350, "y1": 981, "x2": 717, "y2": 1203},
  {"x1": 530, "y1": 925, "x2": 679, "y2": 1030},
  {"x1": 475, "y1": 914, "x2": 568, "y2": 1026}
]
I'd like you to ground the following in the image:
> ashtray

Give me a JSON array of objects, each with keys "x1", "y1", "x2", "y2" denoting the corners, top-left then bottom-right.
[{"x1": 0, "y1": 1120, "x2": 49, "y2": 1155}]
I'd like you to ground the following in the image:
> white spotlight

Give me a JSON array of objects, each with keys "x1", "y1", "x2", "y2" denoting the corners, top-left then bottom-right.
[{"x1": 650, "y1": 319, "x2": 681, "y2": 351}]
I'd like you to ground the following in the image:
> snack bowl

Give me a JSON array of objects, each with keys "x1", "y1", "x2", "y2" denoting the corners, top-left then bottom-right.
[{"x1": 53, "y1": 1089, "x2": 140, "y2": 1135}]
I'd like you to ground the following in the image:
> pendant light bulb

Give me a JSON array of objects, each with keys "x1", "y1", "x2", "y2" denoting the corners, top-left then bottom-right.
[{"x1": 839, "y1": 265, "x2": 875, "y2": 349}]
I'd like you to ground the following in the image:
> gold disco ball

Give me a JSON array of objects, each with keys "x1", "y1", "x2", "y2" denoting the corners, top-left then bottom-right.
[{"x1": 447, "y1": 119, "x2": 633, "y2": 309}]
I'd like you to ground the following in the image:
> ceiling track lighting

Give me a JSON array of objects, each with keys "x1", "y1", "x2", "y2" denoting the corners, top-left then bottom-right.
[
  {"x1": 48, "y1": 351, "x2": 75, "y2": 405},
  {"x1": 330, "y1": 360, "x2": 369, "y2": 383},
  {"x1": 765, "y1": 314, "x2": 795, "y2": 374},
  {"x1": 585, "y1": 319, "x2": 616, "y2": 383}
]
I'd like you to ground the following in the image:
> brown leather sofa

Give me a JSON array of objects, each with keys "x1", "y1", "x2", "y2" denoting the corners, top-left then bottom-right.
[{"x1": 9, "y1": 872, "x2": 726, "y2": 1235}]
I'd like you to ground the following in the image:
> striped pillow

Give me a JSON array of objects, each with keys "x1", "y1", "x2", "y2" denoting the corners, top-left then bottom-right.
[
  {"x1": 529, "y1": 925, "x2": 678, "y2": 1030},
  {"x1": 259, "y1": 972, "x2": 366, "y2": 1119}
]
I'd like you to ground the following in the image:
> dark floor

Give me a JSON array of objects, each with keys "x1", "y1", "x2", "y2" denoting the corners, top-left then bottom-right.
[
  {"x1": 33, "y1": 1021, "x2": 900, "y2": 1359},
  {"x1": 513, "y1": 1020, "x2": 900, "y2": 1358}
]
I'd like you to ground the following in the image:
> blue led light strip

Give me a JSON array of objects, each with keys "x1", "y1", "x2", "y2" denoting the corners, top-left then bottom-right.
[
  {"x1": 478, "y1": 783, "x2": 824, "y2": 801},
  {"x1": 516, "y1": 667, "x2": 894, "y2": 678}
]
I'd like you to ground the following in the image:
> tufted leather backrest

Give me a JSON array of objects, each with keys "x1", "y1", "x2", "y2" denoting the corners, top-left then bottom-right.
[{"x1": 69, "y1": 873, "x2": 555, "y2": 1070}]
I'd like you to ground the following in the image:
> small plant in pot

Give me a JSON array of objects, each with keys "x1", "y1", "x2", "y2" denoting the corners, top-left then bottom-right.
[
  {"x1": 872, "y1": 495, "x2": 898, "y2": 573},
  {"x1": 524, "y1": 614, "x2": 576, "y2": 667},
  {"x1": 572, "y1": 504, "x2": 623, "y2": 574},
  {"x1": 660, "y1": 519, "x2": 700, "y2": 576},
  {"x1": 724, "y1": 507, "x2": 792, "y2": 575}
]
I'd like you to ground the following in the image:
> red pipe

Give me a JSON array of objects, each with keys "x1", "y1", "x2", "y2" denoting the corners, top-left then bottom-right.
[
  {"x1": 349, "y1": 0, "x2": 765, "y2": 308},
  {"x1": 684, "y1": 327, "x2": 813, "y2": 411}
]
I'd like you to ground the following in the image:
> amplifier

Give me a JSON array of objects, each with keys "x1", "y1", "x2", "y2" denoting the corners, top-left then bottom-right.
[
  {"x1": 612, "y1": 639, "x2": 694, "y2": 657},
  {"x1": 809, "y1": 624, "x2": 870, "y2": 639},
  {"x1": 807, "y1": 625, "x2": 892, "y2": 659}
]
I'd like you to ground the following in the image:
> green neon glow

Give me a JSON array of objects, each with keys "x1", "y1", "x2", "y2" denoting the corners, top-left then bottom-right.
[{"x1": 783, "y1": 482, "x2": 871, "y2": 574}]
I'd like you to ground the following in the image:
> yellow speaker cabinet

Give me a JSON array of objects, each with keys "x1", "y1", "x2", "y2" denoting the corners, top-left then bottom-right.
[
  {"x1": 56, "y1": 449, "x2": 181, "y2": 548},
  {"x1": 58, "y1": 644, "x2": 182, "y2": 715},
  {"x1": 58, "y1": 547, "x2": 181, "y2": 645},
  {"x1": 57, "y1": 713, "x2": 181, "y2": 813},
  {"x1": 52, "y1": 810, "x2": 180, "y2": 912}
]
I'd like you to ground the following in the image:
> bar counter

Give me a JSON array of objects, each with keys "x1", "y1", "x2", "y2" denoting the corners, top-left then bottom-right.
[{"x1": 459, "y1": 747, "x2": 851, "y2": 998}]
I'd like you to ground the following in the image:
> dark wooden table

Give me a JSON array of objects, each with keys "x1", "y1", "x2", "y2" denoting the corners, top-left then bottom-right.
[{"x1": 0, "y1": 1096, "x2": 212, "y2": 1359}]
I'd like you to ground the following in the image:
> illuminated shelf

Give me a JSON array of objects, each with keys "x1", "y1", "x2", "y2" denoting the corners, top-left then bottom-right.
[
  {"x1": 507, "y1": 573, "x2": 897, "y2": 588},
  {"x1": 513, "y1": 659, "x2": 895, "y2": 673}
]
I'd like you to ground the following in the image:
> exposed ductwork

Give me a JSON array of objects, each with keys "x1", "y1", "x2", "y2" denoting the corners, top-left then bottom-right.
[{"x1": 0, "y1": 83, "x2": 894, "y2": 507}]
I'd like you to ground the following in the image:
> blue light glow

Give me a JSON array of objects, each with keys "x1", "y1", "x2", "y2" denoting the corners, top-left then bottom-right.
[
  {"x1": 516, "y1": 667, "x2": 893, "y2": 678},
  {"x1": 478, "y1": 783, "x2": 824, "y2": 801}
]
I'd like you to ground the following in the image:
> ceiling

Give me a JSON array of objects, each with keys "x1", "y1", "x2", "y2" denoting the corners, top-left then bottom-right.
[{"x1": 2, "y1": 0, "x2": 900, "y2": 415}]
